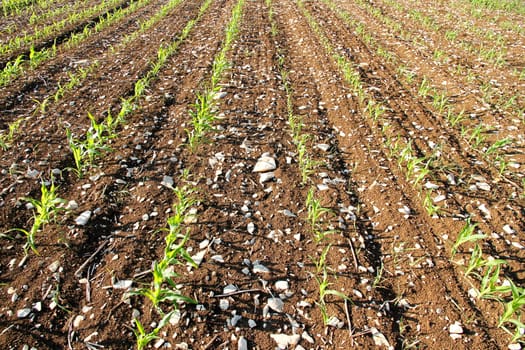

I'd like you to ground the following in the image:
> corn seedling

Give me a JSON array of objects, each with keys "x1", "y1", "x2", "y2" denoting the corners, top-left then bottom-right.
[
  {"x1": 0, "y1": 118, "x2": 23, "y2": 150},
  {"x1": 485, "y1": 137, "x2": 512, "y2": 157},
  {"x1": 132, "y1": 318, "x2": 159, "y2": 350},
  {"x1": 315, "y1": 267, "x2": 351, "y2": 325},
  {"x1": 468, "y1": 123, "x2": 487, "y2": 148},
  {"x1": 446, "y1": 108, "x2": 466, "y2": 127},
  {"x1": 310, "y1": 244, "x2": 331, "y2": 274},
  {"x1": 306, "y1": 187, "x2": 333, "y2": 241},
  {"x1": 423, "y1": 190, "x2": 441, "y2": 216},
  {"x1": 431, "y1": 90, "x2": 448, "y2": 115},
  {"x1": 9, "y1": 180, "x2": 66, "y2": 254},
  {"x1": 477, "y1": 262, "x2": 509, "y2": 300},
  {"x1": 451, "y1": 218, "x2": 485, "y2": 258},
  {"x1": 418, "y1": 77, "x2": 431, "y2": 97}
]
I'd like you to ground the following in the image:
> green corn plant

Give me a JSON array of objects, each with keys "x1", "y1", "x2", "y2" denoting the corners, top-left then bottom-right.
[
  {"x1": 365, "y1": 100, "x2": 385, "y2": 121},
  {"x1": 418, "y1": 77, "x2": 431, "y2": 97},
  {"x1": 431, "y1": 90, "x2": 448, "y2": 115},
  {"x1": 132, "y1": 318, "x2": 159, "y2": 350},
  {"x1": 306, "y1": 187, "x2": 333, "y2": 241},
  {"x1": 446, "y1": 108, "x2": 465, "y2": 127},
  {"x1": 451, "y1": 218, "x2": 485, "y2": 258},
  {"x1": 423, "y1": 190, "x2": 441, "y2": 216},
  {"x1": 186, "y1": 91, "x2": 215, "y2": 152},
  {"x1": 0, "y1": 118, "x2": 23, "y2": 150},
  {"x1": 499, "y1": 280, "x2": 525, "y2": 328},
  {"x1": 477, "y1": 262, "x2": 509, "y2": 300},
  {"x1": 0, "y1": 55, "x2": 24, "y2": 86},
  {"x1": 315, "y1": 267, "x2": 351, "y2": 325},
  {"x1": 9, "y1": 180, "x2": 66, "y2": 254},
  {"x1": 310, "y1": 244, "x2": 331, "y2": 274},
  {"x1": 469, "y1": 123, "x2": 487, "y2": 148},
  {"x1": 485, "y1": 137, "x2": 512, "y2": 156},
  {"x1": 66, "y1": 129, "x2": 85, "y2": 178}
]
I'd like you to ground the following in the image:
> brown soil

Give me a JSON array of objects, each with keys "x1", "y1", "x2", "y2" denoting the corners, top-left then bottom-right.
[{"x1": 1, "y1": 0, "x2": 524, "y2": 349}]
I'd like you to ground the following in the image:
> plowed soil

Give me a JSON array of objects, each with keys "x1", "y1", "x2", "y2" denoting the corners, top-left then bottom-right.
[{"x1": 1, "y1": 0, "x2": 524, "y2": 349}]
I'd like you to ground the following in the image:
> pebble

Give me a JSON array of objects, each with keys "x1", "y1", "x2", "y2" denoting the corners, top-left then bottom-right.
[
  {"x1": 211, "y1": 255, "x2": 224, "y2": 263},
  {"x1": 316, "y1": 144, "x2": 330, "y2": 151},
  {"x1": 191, "y1": 250, "x2": 206, "y2": 267},
  {"x1": 253, "y1": 154, "x2": 276, "y2": 172},
  {"x1": 231, "y1": 315, "x2": 242, "y2": 327},
  {"x1": 73, "y1": 315, "x2": 84, "y2": 328},
  {"x1": 503, "y1": 225, "x2": 515, "y2": 234},
  {"x1": 223, "y1": 284, "x2": 238, "y2": 295},
  {"x1": 267, "y1": 298, "x2": 284, "y2": 313},
  {"x1": 154, "y1": 339, "x2": 165, "y2": 348},
  {"x1": 252, "y1": 263, "x2": 270, "y2": 274},
  {"x1": 17, "y1": 308, "x2": 31, "y2": 318},
  {"x1": 270, "y1": 334, "x2": 300, "y2": 349},
  {"x1": 508, "y1": 344, "x2": 522, "y2": 350},
  {"x1": 161, "y1": 175, "x2": 174, "y2": 188},
  {"x1": 449, "y1": 321, "x2": 463, "y2": 339},
  {"x1": 112, "y1": 280, "x2": 133, "y2": 290},
  {"x1": 247, "y1": 222, "x2": 256, "y2": 234},
  {"x1": 248, "y1": 319, "x2": 257, "y2": 328},
  {"x1": 75, "y1": 211, "x2": 91, "y2": 226},
  {"x1": 48, "y1": 260, "x2": 60, "y2": 273},
  {"x1": 219, "y1": 299, "x2": 229, "y2": 311},
  {"x1": 259, "y1": 171, "x2": 275, "y2": 184},
  {"x1": 32, "y1": 302, "x2": 42, "y2": 312},
  {"x1": 425, "y1": 181, "x2": 439, "y2": 189},
  {"x1": 476, "y1": 182, "x2": 491, "y2": 191},
  {"x1": 238, "y1": 336, "x2": 248, "y2": 350},
  {"x1": 275, "y1": 280, "x2": 289, "y2": 291},
  {"x1": 66, "y1": 200, "x2": 78, "y2": 210},
  {"x1": 370, "y1": 327, "x2": 391, "y2": 347},
  {"x1": 302, "y1": 331, "x2": 314, "y2": 344}
]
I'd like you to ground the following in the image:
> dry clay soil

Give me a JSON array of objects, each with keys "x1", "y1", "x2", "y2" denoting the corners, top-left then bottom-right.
[{"x1": 1, "y1": 0, "x2": 524, "y2": 349}]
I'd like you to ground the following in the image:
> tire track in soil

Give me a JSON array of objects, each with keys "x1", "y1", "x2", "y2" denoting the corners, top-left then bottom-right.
[
  {"x1": 0, "y1": 0, "x2": 167, "y2": 120},
  {"x1": 0, "y1": 0, "x2": 233, "y2": 348},
  {"x1": 277, "y1": 0, "x2": 502, "y2": 348}
]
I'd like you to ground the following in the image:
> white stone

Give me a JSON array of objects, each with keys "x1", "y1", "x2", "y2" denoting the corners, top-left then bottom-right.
[
  {"x1": 425, "y1": 181, "x2": 439, "y2": 189},
  {"x1": 211, "y1": 255, "x2": 224, "y2": 263},
  {"x1": 316, "y1": 144, "x2": 330, "y2": 151},
  {"x1": 370, "y1": 327, "x2": 391, "y2": 347},
  {"x1": 247, "y1": 222, "x2": 255, "y2": 234},
  {"x1": 191, "y1": 250, "x2": 206, "y2": 267},
  {"x1": 253, "y1": 154, "x2": 276, "y2": 172},
  {"x1": 267, "y1": 298, "x2": 284, "y2": 313},
  {"x1": 503, "y1": 225, "x2": 515, "y2": 234},
  {"x1": 270, "y1": 334, "x2": 300, "y2": 349},
  {"x1": 75, "y1": 211, "x2": 91, "y2": 226},
  {"x1": 66, "y1": 200, "x2": 78, "y2": 210},
  {"x1": 248, "y1": 319, "x2": 257, "y2": 328},
  {"x1": 259, "y1": 172, "x2": 275, "y2": 183},
  {"x1": 73, "y1": 315, "x2": 84, "y2": 328},
  {"x1": 238, "y1": 336, "x2": 248, "y2": 350},
  {"x1": 476, "y1": 182, "x2": 491, "y2": 191},
  {"x1": 161, "y1": 175, "x2": 174, "y2": 188},
  {"x1": 508, "y1": 343, "x2": 522, "y2": 350},
  {"x1": 252, "y1": 263, "x2": 269, "y2": 274},
  {"x1": 113, "y1": 280, "x2": 133, "y2": 290},
  {"x1": 154, "y1": 338, "x2": 165, "y2": 348},
  {"x1": 219, "y1": 299, "x2": 229, "y2": 311},
  {"x1": 449, "y1": 321, "x2": 463, "y2": 334},
  {"x1": 275, "y1": 280, "x2": 289, "y2": 291},
  {"x1": 48, "y1": 260, "x2": 60, "y2": 272},
  {"x1": 17, "y1": 308, "x2": 31, "y2": 318},
  {"x1": 301, "y1": 331, "x2": 314, "y2": 344},
  {"x1": 223, "y1": 284, "x2": 238, "y2": 295},
  {"x1": 231, "y1": 315, "x2": 242, "y2": 327}
]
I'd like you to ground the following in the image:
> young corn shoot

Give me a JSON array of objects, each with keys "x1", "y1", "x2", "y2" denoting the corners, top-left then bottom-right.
[{"x1": 451, "y1": 218, "x2": 485, "y2": 258}]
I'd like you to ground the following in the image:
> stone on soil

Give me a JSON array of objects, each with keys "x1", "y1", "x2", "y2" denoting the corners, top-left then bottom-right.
[
  {"x1": 253, "y1": 154, "x2": 276, "y2": 172},
  {"x1": 75, "y1": 210, "x2": 91, "y2": 226}
]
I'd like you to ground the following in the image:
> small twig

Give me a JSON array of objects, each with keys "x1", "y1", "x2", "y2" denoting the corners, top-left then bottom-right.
[
  {"x1": 42, "y1": 284, "x2": 53, "y2": 300},
  {"x1": 67, "y1": 318, "x2": 74, "y2": 350},
  {"x1": 203, "y1": 334, "x2": 219, "y2": 350},
  {"x1": 344, "y1": 299, "x2": 354, "y2": 346},
  {"x1": 347, "y1": 238, "x2": 359, "y2": 271},
  {"x1": 351, "y1": 329, "x2": 373, "y2": 338},
  {"x1": 1, "y1": 324, "x2": 14, "y2": 335},
  {"x1": 212, "y1": 288, "x2": 264, "y2": 298},
  {"x1": 75, "y1": 240, "x2": 108, "y2": 277}
]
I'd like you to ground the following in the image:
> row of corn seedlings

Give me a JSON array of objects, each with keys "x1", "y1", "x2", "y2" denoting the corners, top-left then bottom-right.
[
  {"x1": 185, "y1": 0, "x2": 244, "y2": 152},
  {"x1": 1, "y1": 0, "x2": 211, "y2": 257},
  {"x1": 311, "y1": 1, "x2": 524, "y2": 344},
  {"x1": 2, "y1": 0, "x2": 39, "y2": 16},
  {"x1": 325, "y1": 0, "x2": 523, "y2": 197},
  {"x1": 0, "y1": 0, "x2": 126, "y2": 57},
  {"x1": 31, "y1": 0, "x2": 184, "y2": 115},
  {"x1": 0, "y1": 0, "x2": 151, "y2": 87},
  {"x1": 358, "y1": 0, "x2": 523, "y2": 117},
  {"x1": 66, "y1": 0, "x2": 211, "y2": 179},
  {"x1": 129, "y1": 185, "x2": 199, "y2": 349},
  {"x1": 268, "y1": 0, "x2": 351, "y2": 328},
  {"x1": 451, "y1": 219, "x2": 525, "y2": 345}
]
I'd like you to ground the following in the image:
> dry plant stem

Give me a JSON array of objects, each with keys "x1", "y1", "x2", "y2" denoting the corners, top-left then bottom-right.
[
  {"x1": 345, "y1": 298, "x2": 354, "y2": 346},
  {"x1": 212, "y1": 288, "x2": 265, "y2": 298},
  {"x1": 347, "y1": 238, "x2": 359, "y2": 271},
  {"x1": 74, "y1": 240, "x2": 108, "y2": 277}
]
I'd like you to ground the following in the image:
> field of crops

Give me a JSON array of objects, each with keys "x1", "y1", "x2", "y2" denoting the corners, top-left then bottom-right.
[{"x1": 1, "y1": 0, "x2": 524, "y2": 348}]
